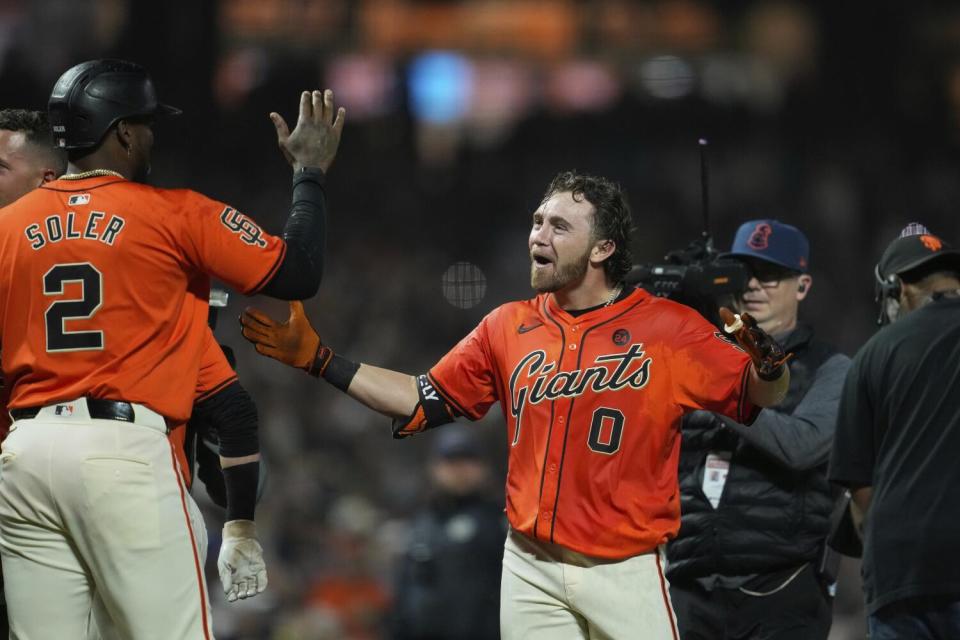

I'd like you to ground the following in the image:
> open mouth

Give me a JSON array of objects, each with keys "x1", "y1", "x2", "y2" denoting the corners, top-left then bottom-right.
[{"x1": 532, "y1": 254, "x2": 553, "y2": 267}]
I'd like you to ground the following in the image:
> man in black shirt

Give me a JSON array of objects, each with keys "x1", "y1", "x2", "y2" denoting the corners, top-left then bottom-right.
[
  {"x1": 829, "y1": 226, "x2": 960, "y2": 639},
  {"x1": 667, "y1": 220, "x2": 848, "y2": 640},
  {"x1": 391, "y1": 429, "x2": 506, "y2": 640}
]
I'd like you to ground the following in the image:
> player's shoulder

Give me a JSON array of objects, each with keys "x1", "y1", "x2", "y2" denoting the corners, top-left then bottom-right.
[
  {"x1": 143, "y1": 186, "x2": 224, "y2": 212},
  {"x1": 486, "y1": 295, "x2": 545, "y2": 326},
  {"x1": 622, "y1": 288, "x2": 700, "y2": 322}
]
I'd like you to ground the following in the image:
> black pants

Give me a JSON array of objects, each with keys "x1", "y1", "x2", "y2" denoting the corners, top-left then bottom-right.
[{"x1": 669, "y1": 565, "x2": 832, "y2": 640}]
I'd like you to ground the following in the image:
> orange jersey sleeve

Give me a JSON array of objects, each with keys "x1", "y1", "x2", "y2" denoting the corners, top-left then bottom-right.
[
  {"x1": 669, "y1": 313, "x2": 758, "y2": 424},
  {"x1": 427, "y1": 310, "x2": 500, "y2": 421},
  {"x1": 0, "y1": 175, "x2": 282, "y2": 423},
  {"x1": 173, "y1": 191, "x2": 286, "y2": 295}
]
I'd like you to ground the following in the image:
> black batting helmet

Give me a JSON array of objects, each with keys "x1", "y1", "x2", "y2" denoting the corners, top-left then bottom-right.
[{"x1": 48, "y1": 59, "x2": 181, "y2": 150}]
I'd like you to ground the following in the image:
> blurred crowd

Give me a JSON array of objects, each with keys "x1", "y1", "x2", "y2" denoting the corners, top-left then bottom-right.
[{"x1": 3, "y1": 1, "x2": 960, "y2": 638}]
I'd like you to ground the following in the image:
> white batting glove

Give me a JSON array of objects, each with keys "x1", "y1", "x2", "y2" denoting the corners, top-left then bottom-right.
[{"x1": 217, "y1": 520, "x2": 268, "y2": 602}]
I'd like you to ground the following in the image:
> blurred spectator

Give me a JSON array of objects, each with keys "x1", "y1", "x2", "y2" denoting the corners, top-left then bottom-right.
[
  {"x1": 667, "y1": 220, "x2": 850, "y2": 640},
  {"x1": 830, "y1": 228, "x2": 960, "y2": 640},
  {"x1": 391, "y1": 428, "x2": 505, "y2": 640}
]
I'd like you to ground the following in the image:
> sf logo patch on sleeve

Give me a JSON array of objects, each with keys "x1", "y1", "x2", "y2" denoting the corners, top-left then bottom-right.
[{"x1": 220, "y1": 207, "x2": 267, "y2": 247}]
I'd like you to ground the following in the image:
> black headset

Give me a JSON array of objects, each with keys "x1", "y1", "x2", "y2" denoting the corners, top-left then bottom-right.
[{"x1": 874, "y1": 264, "x2": 901, "y2": 325}]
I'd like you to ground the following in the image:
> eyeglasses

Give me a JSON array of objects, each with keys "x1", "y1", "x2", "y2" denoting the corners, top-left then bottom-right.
[{"x1": 741, "y1": 260, "x2": 801, "y2": 288}]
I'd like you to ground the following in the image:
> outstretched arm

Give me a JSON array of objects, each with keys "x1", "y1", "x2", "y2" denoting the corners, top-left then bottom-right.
[{"x1": 239, "y1": 302, "x2": 419, "y2": 418}]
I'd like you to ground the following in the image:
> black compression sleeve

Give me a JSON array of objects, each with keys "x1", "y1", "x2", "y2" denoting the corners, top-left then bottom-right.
[
  {"x1": 191, "y1": 380, "x2": 259, "y2": 458},
  {"x1": 223, "y1": 462, "x2": 259, "y2": 521},
  {"x1": 259, "y1": 167, "x2": 327, "y2": 299}
]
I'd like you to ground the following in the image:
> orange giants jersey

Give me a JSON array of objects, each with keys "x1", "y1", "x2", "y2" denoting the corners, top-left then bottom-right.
[
  {"x1": 0, "y1": 174, "x2": 284, "y2": 423},
  {"x1": 428, "y1": 287, "x2": 757, "y2": 559}
]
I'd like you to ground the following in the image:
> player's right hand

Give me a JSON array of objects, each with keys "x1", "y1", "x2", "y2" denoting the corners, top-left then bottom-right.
[
  {"x1": 270, "y1": 89, "x2": 346, "y2": 173},
  {"x1": 240, "y1": 301, "x2": 322, "y2": 371}
]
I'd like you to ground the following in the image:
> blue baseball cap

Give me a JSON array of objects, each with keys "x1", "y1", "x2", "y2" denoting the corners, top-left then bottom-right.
[{"x1": 724, "y1": 219, "x2": 810, "y2": 273}]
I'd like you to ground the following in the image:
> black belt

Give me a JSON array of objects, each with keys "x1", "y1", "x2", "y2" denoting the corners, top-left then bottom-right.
[{"x1": 10, "y1": 398, "x2": 136, "y2": 423}]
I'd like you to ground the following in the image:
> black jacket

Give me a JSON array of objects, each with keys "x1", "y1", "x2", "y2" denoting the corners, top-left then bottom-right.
[
  {"x1": 666, "y1": 324, "x2": 850, "y2": 584},
  {"x1": 391, "y1": 492, "x2": 506, "y2": 640}
]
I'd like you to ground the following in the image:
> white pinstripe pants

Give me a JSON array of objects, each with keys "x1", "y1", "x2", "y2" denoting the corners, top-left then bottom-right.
[
  {"x1": 0, "y1": 401, "x2": 214, "y2": 640},
  {"x1": 501, "y1": 528, "x2": 680, "y2": 640}
]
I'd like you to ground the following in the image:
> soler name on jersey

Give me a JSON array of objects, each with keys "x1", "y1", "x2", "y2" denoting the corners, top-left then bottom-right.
[{"x1": 24, "y1": 211, "x2": 126, "y2": 250}]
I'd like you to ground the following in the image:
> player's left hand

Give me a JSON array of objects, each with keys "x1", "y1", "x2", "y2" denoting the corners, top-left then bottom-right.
[
  {"x1": 719, "y1": 307, "x2": 790, "y2": 380},
  {"x1": 240, "y1": 301, "x2": 321, "y2": 371},
  {"x1": 217, "y1": 520, "x2": 268, "y2": 602}
]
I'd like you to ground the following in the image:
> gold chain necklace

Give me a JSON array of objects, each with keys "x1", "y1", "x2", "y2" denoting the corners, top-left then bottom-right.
[
  {"x1": 604, "y1": 283, "x2": 623, "y2": 307},
  {"x1": 61, "y1": 169, "x2": 125, "y2": 180}
]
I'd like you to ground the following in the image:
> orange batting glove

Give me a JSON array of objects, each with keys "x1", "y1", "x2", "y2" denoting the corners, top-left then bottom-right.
[{"x1": 240, "y1": 301, "x2": 332, "y2": 376}]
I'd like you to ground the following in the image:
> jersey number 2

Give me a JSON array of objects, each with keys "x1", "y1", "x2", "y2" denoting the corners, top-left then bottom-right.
[{"x1": 44, "y1": 263, "x2": 104, "y2": 352}]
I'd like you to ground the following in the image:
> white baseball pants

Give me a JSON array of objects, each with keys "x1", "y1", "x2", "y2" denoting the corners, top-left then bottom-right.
[
  {"x1": 500, "y1": 528, "x2": 680, "y2": 640},
  {"x1": 0, "y1": 400, "x2": 214, "y2": 639}
]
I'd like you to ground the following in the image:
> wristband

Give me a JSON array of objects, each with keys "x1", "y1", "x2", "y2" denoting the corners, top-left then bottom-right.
[
  {"x1": 307, "y1": 344, "x2": 334, "y2": 377},
  {"x1": 293, "y1": 166, "x2": 326, "y2": 187},
  {"x1": 756, "y1": 361, "x2": 786, "y2": 382},
  {"x1": 322, "y1": 354, "x2": 360, "y2": 392}
]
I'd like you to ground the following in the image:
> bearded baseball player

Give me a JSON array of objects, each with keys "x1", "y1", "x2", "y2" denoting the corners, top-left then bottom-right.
[
  {"x1": 241, "y1": 171, "x2": 790, "y2": 639},
  {"x1": 0, "y1": 59, "x2": 343, "y2": 639}
]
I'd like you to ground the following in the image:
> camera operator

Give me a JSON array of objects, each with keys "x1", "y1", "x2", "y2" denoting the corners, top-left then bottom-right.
[{"x1": 666, "y1": 220, "x2": 850, "y2": 640}]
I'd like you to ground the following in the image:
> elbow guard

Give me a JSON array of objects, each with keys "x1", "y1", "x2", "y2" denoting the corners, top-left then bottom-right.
[
  {"x1": 392, "y1": 374, "x2": 457, "y2": 439},
  {"x1": 192, "y1": 380, "x2": 259, "y2": 458}
]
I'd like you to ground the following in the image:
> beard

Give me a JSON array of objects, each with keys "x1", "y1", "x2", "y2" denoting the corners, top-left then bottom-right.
[{"x1": 531, "y1": 246, "x2": 591, "y2": 293}]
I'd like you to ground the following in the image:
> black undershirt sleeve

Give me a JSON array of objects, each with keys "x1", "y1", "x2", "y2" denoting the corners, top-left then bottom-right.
[
  {"x1": 191, "y1": 380, "x2": 261, "y2": 521},
  {"x1": 259, "y1": 167, "x2": 327, "y2": 299},
  {"x1": 223, "y1": 462, "x2": 259, "y2": 521},
  {"x1": 192, "y1": 380, "x2": 259, "y2": 458}
]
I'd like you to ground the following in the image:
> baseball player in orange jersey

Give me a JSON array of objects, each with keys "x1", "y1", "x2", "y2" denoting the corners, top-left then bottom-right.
[
  {"x1": 0, "y1": 59, "x2": 344, "y2": 639},
  {"x1": 241, "y1": 171, "x2": 790, "y2": 639},
  {"x1": 0, "y1": 109, "x2": 268, "y2": 613},
  {"x1": 0, "y1": 108, "x2": 269, "y2": 640}
]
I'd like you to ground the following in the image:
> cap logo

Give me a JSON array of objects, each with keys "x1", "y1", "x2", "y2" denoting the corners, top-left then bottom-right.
[
  {"x1": 920, "y1": 235, "x2": 942, "y2": 252},
  {"x1": 747, "y1": 223, "x2": 772, "y2": 250}
]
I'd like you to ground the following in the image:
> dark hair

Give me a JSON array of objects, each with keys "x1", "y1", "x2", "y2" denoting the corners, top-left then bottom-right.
[
  {"x1": 542, "y1": 170, "x2": 634, "y2": 283},
  {"x1": 0, "y1": 109, "x2": 67, "y2": 175}
]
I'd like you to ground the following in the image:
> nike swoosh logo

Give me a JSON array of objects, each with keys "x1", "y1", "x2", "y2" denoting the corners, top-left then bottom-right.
[{"x1": 518, "y1": 322, "x2": 544, "y2": 334}]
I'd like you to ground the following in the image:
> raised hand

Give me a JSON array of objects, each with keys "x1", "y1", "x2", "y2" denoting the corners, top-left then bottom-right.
[{"x1": 269, "y1": 89, "x2": 346, "y2": 173}]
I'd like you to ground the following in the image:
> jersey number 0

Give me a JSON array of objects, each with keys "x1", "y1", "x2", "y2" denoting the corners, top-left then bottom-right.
[{"x1": 43, "y1": 262, "x2": 104, "y2": 352}]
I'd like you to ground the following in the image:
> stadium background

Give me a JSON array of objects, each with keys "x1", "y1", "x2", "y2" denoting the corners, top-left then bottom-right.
[{"x1": 4, "y1": 0, "x2": 960, "y2": 638}]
